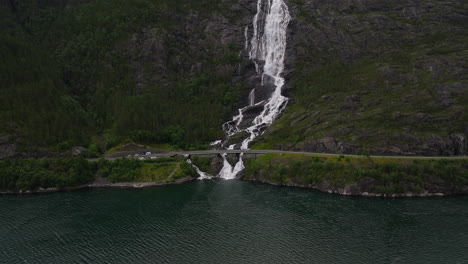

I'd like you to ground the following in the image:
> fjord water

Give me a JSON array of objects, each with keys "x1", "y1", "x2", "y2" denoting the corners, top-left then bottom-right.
[{"x1": 1, "y1": 181, "x2": 467, "y2": 263}]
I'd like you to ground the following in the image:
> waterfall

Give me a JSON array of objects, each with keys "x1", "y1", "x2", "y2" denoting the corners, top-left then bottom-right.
[
  {"x1": 186, "y1": 158, "x2": 213, "y2": 180},
  {"x1": 244, "y1": 26, "x2": 250, "y2": 50},
  {"x1": 195, "y1": 0, "x2": 290, "y2": 180},
  {"x1": 218, "y1": 0, "x2": 291, "y2": 179},
  {"x1": 218, "y1": 153, "x2": 245, "y2": 180},
  {"x1": 242, "y1": 0, "x2": 290, "y2": 150},
  {"x1": 248, "y1": 89, "x2": 254, "y2": 106}
]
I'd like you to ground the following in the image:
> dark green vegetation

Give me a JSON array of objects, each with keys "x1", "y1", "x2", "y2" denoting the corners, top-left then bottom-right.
[
  {"x1": 254, "y1": 0, "x2": 468, "y2": 155},
  {"x1": 0, "y1": 156, "x2": 196, "y2": 192},
  {"x1": 1, "y1": 154, "x2": 467, "y2": 195},
  {"x1": 0, "y1": 157, "x2": 92, "y2": 191},
  {"x1": 244, "y1": 154, "x2": 468, "y2": 195},
  {"x1": 0, "y1": 0, "x2": 247, "y2": 154},
  {"x1": 1, "y1": 0, "x2": 466, "y2": 157}
]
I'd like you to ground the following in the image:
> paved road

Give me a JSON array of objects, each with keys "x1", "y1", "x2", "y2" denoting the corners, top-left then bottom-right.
[{"x1": 101, "y1": 149, "x2": 468, "y2": 161}]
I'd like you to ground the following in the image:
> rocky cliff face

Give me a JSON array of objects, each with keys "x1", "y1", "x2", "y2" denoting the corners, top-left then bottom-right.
[
  {"x1": 254, "y1": 0, "x2": 468, "y2": 156},
  {"x1": 125, "y1": 0, "x2": 256, "y2": 97},
  {"x1": 0, "y1": 136, "x2": 16, "y2": 159}
]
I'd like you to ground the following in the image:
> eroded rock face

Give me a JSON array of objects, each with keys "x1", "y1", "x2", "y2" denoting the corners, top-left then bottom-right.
[
  {"x1": 125, "y1": 0, "x2": 258, "y2": 101},
  {"x1": 294, "y1": 133, "x2": 468, "y2": 156},
  {"x1": 0, "y1": 135, "x2": 16, "y2": 159}
]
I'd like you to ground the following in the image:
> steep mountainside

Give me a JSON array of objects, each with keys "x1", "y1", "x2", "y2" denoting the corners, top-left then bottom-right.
[
  {"x1": 0, "y1": 0, "x2": 467, "y2": 157},
  {"x1": 0, "y1": 0, "x2": 257, "y2": 156},
  {"x1": 254, "y1": 0, "x2": 468, "y2": 156}
]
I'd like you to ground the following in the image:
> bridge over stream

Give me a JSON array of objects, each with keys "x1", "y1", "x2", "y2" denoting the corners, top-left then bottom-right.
[{"x1": 101, "y1": 149, "x2": 468, "y2": 161}]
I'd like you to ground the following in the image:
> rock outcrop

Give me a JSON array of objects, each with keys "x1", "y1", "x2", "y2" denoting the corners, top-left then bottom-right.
[
  {"x1": 291, "y1": 133, "x2": 468, "y2": 156},
  {"x1": 0, "y1": 136, "x2": 16, "y2": 159},
  {"x1": 124, "y1": 0, "x2": 258, "y2": 101}
]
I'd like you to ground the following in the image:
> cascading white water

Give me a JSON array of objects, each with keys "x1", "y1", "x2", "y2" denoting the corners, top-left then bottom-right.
[
  {"x1": 244, "y1": 26, "x2": 250, "y2": 50},
  {"x1": 218, "y1": 153, "x2": 245, "y2": 180},
  {"x1": 242, "y1": 0, "x2": 290, "y2": 150},
  {"x1": 186, "y1": 158, "x2": 213, "y2": 180},
  {"x1": 220, "y1": 0, "x2": 290, "y2": 179},
  {"x1": 248, "y1": 88, "x2": 256, "y2": 106},
  {"x1": 194, "y1": 0, "x2": 290, "y2": 180}
]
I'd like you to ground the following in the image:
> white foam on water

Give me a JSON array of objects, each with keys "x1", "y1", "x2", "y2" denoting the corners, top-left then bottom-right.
[{"x1": 218, "y1": 153, "x2": 245, "y2": 180}]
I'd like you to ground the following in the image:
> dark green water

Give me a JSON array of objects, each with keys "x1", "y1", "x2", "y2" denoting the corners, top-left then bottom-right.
[{"x1": 1, "y1": 180, "x2": 468, "y2": 264}]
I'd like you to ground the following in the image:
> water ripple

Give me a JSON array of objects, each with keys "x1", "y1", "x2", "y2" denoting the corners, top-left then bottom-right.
[{"x1": 0, "y1": 181, "x2": 468, "y2": 263}]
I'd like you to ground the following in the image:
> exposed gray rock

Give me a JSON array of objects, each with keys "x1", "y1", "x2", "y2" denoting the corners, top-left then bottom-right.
[
  {"x1": 72, "y1": 146, "x2": 87, "y2": 156},
  {"x1": 0, "y1": 143, "x2": 16, "y2": 159}
]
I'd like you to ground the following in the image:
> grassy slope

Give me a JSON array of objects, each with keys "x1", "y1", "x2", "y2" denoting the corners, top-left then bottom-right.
[
  {"x1": 104, "y1": 143, "x2": 178, "y2": 157},
  {"x1": 97, "y1": 157, "x2": 196, "y2": 183},
  {"x1": 0, "y1": 157, "x2": 197, "y2": 191},
  {"x1": 254, "y1": 1, "x2": 468, "y2": 152}
]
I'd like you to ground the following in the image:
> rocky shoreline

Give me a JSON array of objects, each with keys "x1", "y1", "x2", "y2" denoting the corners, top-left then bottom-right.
[
  {"x1": 241, "y1": 178, "x2": 468, "y2": 198},
  {"x1": 2, "y1": 175, "x2": 466, "y2": 198},
  {"x1": 0, "y1": 176, "x2": 196, "y2": 195}
]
